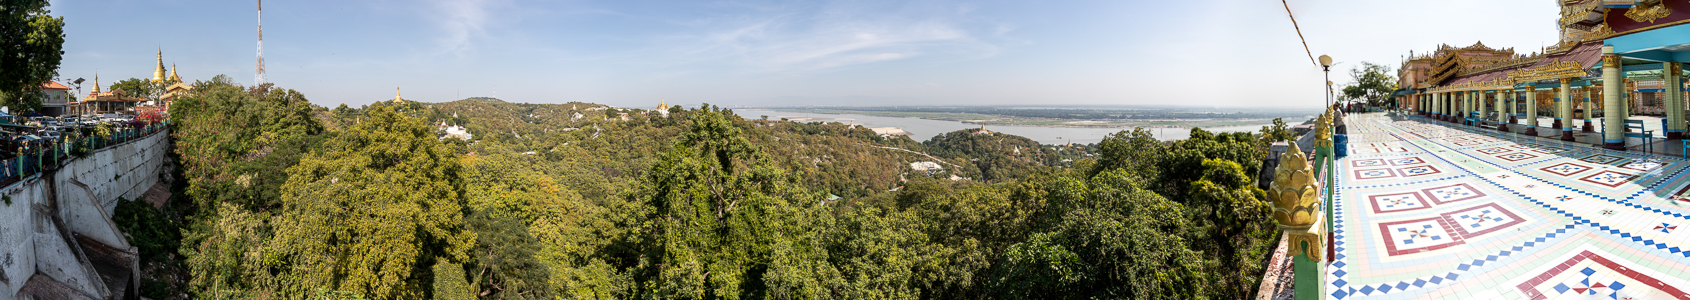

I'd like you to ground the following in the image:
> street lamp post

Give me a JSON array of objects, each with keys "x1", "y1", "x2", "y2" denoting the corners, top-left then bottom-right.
[{"x1": 1320, "y1": 55, "x2": 1334, "y2": 110}]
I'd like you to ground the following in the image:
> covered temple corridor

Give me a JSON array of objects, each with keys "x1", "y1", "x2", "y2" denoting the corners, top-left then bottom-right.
[{"x1": 1326, "y1": 112, "x2": 1690, "y2": 299}]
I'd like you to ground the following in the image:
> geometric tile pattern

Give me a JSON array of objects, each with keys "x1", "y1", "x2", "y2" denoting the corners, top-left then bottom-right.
[
  {"x1": 1325, "y1": 114, "x2": 1690, "y2": 300},
  {"x1": 1369, "y1": 192, "x2": 1433, "y2": 214},
  {"x1": 1579, "y1": 170, "x2": 1636, "y2": 188},
  {"x1": 1514, "y1": 251, "x2": 1690, "y2": 300},
  {"x1": 1376, "y1": 217, "x2": 1463, "y2": 256},
  {"x1": 1440, "y1": 203, "x2": 1525, "y2": 238},
  {"x1": 1420, "y1": 183, "x2": 1485, "y2": 204},
  {"x1": 1398, "y1": 165, "x2": 1442, "y2": 177},
  {"x1": 1353, "y1": 168, "x2": 1398, "y2": 180},
  {"x1": 1540, "y1": 162, "x2": 1593, "y2": 177}
]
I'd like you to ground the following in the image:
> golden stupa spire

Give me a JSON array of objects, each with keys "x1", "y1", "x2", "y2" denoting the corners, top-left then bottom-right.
[
  {"x1": 169, "y1": 62, "x2": 181, "y2": 82},
  {"x1": 152, "y1": 48, "x2": 167, "y2": 83},
  {"x1": 394, "y1": 87, "x2": 403, "y2": 103},
  {"x1": 91, "y1": 74, "x2": 101, "y2": 94}
]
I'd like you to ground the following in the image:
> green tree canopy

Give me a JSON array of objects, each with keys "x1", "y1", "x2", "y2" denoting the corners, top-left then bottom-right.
[
  {"x1": 109, "y1": 77, "x2": 162, "y2": 102},
  {"x1": 1340, "y1": 61, "x2": 1399, "y2": 107},
  {"x1": 265, "y1": 106, "x2": 475, "y2": 299},
  {"x1": 0, "y1": 0, "x2": 65, "y2": 112}
]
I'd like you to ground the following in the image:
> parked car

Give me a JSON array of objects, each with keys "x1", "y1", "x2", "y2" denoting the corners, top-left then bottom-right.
[{"x1": 38, "y1": 130, "x2": 60, "y2": 141}]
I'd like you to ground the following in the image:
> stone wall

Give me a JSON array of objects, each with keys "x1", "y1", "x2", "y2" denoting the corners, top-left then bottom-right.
[{"x1": 0, "y1": 128, "x2": 169, "y2": 299}]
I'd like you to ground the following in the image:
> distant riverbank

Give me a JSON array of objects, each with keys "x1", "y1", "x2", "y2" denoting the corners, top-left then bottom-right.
[
  {"x1": 740, "y1": 109, "x2": 1295, "y2": 144},
  {"x1": 771, "y1": 108, "x2": 1285, "y2": 129}
]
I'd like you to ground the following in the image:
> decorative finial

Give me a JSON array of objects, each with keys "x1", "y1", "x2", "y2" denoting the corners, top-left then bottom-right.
[{"x1": 1271, "y1": 141, "x2": 1322, "y2": 260}]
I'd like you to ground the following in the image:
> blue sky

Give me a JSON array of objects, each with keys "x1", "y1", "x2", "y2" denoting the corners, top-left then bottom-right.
[{"x1": 50, "y1": 0, "x2": 1558, "y2": 109}]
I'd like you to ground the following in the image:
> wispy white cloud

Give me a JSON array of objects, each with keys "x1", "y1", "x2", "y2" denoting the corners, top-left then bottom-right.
[
  {"x1": 667, "y1": 0, "x2": 1002, "y2": 72},
  {"x1": 431, "y1": 0, "x2": 502, "y2": 55}
]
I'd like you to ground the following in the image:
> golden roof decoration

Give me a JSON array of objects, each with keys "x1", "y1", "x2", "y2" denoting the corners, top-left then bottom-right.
[
  {"x1": 1271, "y1": 141, "x2": 1320, "y2": 230},
  {"x1": 1468, "y1": 41, "x2": 1491, "y2": 51},
  {"x1": 1625, "y1": 1, "x2": 1672, "y2": 23},
  {"x1": 1427, "y1": 77, "x2": 1517, "y2": 93},
  {"x1": 1507, "y1": 59, "x2": 1588, "y2": 83}
]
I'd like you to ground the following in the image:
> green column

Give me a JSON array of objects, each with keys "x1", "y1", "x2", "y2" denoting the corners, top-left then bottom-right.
[
  {"x1": 1602, "y1": 47, "x2": 1626, "y2": 150},
  {"x1": 1560, "y1": 79, "x2": 1575, "y2": 141},
  {"x1": 1468, "y1": 91, "x2": 1477, "y2": 123},
  {"x1": 1466, "y1": 91, "x2": 1475, "y2": 124},
  {"x1": 1482, "y1": 91, "x2": 1493, "y2": 123},
  {"x1": 1493, "y1": 91, "x2": 1502, "y2": 122},
  {"x1": 1457, "y1": 92, "x2": 1464, "y2": 123},
  {"x1": 1666, "y1": 62, "x2": 1685, "y2": 139},
  {"x1": 1526, "y1": 87, "x2": 1539, "y2": 135},
  {"x1": 1293, "y1": 240, "x2": 1323, "y2": 300},
  {"x1": 1437, "y1": 92, "x2": 1445, "y2": 119}
]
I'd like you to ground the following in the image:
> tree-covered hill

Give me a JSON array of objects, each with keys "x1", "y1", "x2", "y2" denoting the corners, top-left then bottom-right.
[
  {"x1": 919, "y1": 128, "x2": 1059, "y2": 182},
  {"x1": 140, "y1": 77, "x2": 1294, "y2": 299}
]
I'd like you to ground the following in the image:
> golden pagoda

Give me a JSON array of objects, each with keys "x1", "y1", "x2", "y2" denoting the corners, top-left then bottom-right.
[
  {"x1": 152, "y1": 48, "x2": 167, "y2": 83},
  {"x1": 168, "y1": 62, "x2": 182, "y2": 83},
  {"x1": 161, "y1": 62, "x2": 195, "y2": 109},
  {"x1": 393, "y1": 87, "x2": 404, "y2": 103}
]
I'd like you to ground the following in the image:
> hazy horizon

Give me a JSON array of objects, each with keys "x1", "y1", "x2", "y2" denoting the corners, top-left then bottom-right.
[{"x1": 53, "y1": 0, "x2": 1554, "y2": 109}]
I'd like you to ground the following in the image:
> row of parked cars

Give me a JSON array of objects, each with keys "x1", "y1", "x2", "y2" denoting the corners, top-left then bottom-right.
[
  {"x1": 29, "y1": 114, "x2": 134, "y2": 129},
  {"x1": 14, "y1": 114, "x2": 136, "y2": 144}
]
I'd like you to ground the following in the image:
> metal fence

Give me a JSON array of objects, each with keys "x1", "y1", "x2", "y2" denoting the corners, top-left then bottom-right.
[{"x1": 0, "y1": 120, "x2": 171, "y2": 185}]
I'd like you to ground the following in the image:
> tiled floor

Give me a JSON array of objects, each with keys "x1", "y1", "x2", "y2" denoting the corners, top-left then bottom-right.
[{"x1": 1327, "y1": 113, "x2": 1690, "y2": 300}]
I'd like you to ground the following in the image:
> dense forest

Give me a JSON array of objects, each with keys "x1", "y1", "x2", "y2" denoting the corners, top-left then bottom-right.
[{"x1": 117, "y1": 76, "x2": 1295, "y2": 299}]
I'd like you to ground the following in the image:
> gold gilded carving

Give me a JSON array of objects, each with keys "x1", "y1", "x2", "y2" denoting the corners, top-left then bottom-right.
[
  {"x1": 1625, "y1": 1, "x2": 1672, "y2": 23},
  {"x1": 1509, "y1": 59, "x2": 1590, "y2": 82},
  {"x1": 1287, "y1": 229, "x2": 1322, "y2": 261},
  {"x1": 1603, "y1": 54, "x2": 1621, "y2": 68},
  {"x1": 1315, "y1": 112, "x2": 1333, "y2": 148},
  {"x1": 1271, "y1": 142, "x2": 1321, "y2": 230}
]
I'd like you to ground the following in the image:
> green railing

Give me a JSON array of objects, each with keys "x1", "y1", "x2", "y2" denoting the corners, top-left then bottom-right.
[{"x1": 0, "y1": 120, "x2": 171, "y2": 185}]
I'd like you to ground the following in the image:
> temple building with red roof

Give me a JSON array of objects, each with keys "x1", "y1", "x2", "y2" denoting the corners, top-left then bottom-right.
[{"x1": 1394, "y1": 0, "x2": 1690, "y2": 151}]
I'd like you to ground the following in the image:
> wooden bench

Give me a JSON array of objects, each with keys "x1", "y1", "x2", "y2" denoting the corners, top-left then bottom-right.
[{"x1": 1605, "y1": 119, "x2": 1655, "y2": 153}]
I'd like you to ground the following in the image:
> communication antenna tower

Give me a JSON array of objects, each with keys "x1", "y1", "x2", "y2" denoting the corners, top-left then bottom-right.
[{"x1": 256, "y1": 0, "x2": 267, "y2": 85}]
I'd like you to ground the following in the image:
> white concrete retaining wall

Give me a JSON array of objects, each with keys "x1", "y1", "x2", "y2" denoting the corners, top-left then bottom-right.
[{"x1": 0, "y1": 129, "x2": 169, "y2": 299}]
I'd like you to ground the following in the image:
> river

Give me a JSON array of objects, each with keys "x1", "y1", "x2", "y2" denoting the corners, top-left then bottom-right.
[{"x1": 738, "y1": 109, "x2": 1308, "y2": 145}]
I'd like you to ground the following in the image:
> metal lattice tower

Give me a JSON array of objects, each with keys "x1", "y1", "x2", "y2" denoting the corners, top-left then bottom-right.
[{"x1": 256, "y1": 0, "x2": 267, "y2": 85}]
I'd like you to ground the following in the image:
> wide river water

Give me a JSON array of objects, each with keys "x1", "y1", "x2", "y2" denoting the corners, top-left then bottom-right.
[{"x1": 739, "y1": 109, "x2": 1306, "y2": 145}]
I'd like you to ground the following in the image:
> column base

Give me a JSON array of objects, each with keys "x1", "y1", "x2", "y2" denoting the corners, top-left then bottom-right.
[
  {"x1": 1604, "y1": 142, "x2": 1627, "y2": 151},
  {"x1": 1509, "y1": 115, "x2": 1518, "y2": 123},
  {"x1": 1525, "y1": 127, "x2": 1539, "y2": 136},
  {"x1": 1669, "y1": 132, "x2": 1684, "y2": 140},
  {"x1": 1552, "y1": 119, "x2": 1562, "y2": 129},
  {"x1": 1561, "y1": 130, "x2": 1575, "y2": 141},
  {"x1": 1497, "y1": 123, "x2": 1509, "y2": 132},
  {"x1": 1582, "y1": 121, "x2": 1595, "y2": 133}
]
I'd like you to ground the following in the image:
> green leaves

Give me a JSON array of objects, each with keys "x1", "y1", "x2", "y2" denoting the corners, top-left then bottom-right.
[
  {"x1": 1342, "y1": 62, "x2": 1400, "y2": 107},
  {"x1": 0, "y1": 0, "x2": 64, "y2": 112},
  {"x1": 266, "y1": 106, "x2": 474, "y2": 299}
]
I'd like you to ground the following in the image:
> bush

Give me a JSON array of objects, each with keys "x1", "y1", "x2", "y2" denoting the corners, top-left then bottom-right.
[{"x1": 112, "y1": 197, "x2": 181, "y2": 262}]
